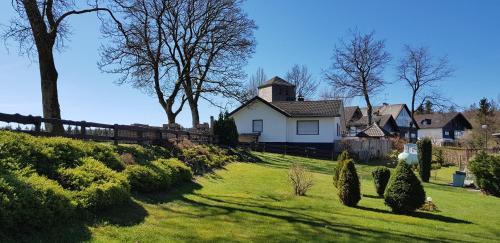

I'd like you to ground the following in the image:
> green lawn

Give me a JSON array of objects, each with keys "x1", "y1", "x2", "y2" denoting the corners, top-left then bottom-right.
[{"x1": 9, "y1": 152, "x2": 500, "y2": 242}]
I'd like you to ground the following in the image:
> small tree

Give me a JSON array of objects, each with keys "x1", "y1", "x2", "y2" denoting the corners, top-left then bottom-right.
[
  {"x1": 337, "y1": 159, "x2": 361, "y2": 207},
  {"x1": 333, "y1": 150, "x2": 351, "y2": 188},
  {"x1": 384, "y1": 161, "x2": 426, "y2": 214},
  {"x1": 469, "y1": 151, "x2": 500, "y2": 196},
  {"x1": 417, "y1": 138, "x2": 432, "y2": 182},
  {"x1": 372, "y1": 167, "x2": 391, "y2": 197},
  {"x1": 289, "y1": 163, "x2": 314, "y2": 196},
  {"x1": 214, "y1": 112, "x2": 239, "y2": 147}
]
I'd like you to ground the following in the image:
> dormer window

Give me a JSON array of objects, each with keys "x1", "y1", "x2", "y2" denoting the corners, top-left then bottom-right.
[{"x1": 421, "y1": 119, "x2": 431, "y2": 125}]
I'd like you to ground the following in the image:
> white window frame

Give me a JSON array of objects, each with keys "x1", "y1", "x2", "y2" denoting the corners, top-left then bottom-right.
[{"x1": 296, "y1": 120, "x2": 319, "y2": 135}]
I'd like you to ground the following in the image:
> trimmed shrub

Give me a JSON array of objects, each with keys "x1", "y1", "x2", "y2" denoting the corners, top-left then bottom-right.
[
  {"x1": 126, "y1": 158, "x2": 193, "y2": 193},
  {"x1": 417, "y1": 138, "x2": 432, "y2": 182},
  {"x1": 86, "y1": 142, "x2": 125, "y2": 171},
  {"x1": 180, "y1": 145, "x2": 237, "y2": 174},
  {"x1": 372, "y1": 167, "x2": 391, "y2": 197},
  {"x1": 115, "y1": 144, "x2": 173, "y2": 164},
  {"x1": 0, "y1": 170, "x2": 74, "y2": 231},
  {"x1": 333, "y1": 150, "x2": 351, "y2": 188},
  {"x1": 337, "y1": 159, "x2": 361, "y2": 207},
  {"x1": 58, "y1": 157, "x2": 130, "y2": 210},
  {"x1": 469, "y1": 151, "x2": 500, "y2": 196},
  {"x1": 384, "y1": 160, "x2": 426, "y2": 214},
  {"x1": 288, "y1": 163, "x2": 314, "y2": 196}
]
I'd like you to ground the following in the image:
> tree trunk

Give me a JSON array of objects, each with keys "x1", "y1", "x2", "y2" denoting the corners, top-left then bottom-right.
[
  {"x1": 188, "y1": 100, "x2": 200, "y2": 128},
  {"x1": 363, "y1": 90, "x2": 373, "y2": 125},
  {"x1": 38, "y1": 47, "x2": 64, "y2": 134}
]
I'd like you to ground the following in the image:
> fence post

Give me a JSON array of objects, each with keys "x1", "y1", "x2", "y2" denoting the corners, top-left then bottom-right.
[
  {"x1": 81, "y1": 121, "x2": 87, "y2": 139},
  {"x1": 137, "y1": 130, "x2": 143, "y2": 145},
  {"x1": 34, "y1": 116, "x2": 41, "y2": 133},
  {"x1": 113, "y1": 124, "x2": 119, "y2": 145}
]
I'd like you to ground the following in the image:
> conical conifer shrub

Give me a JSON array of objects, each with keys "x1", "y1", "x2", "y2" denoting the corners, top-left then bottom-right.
[
  {"x1": 337, "y1": 159, "x2": 361, "y2": 207},
  {"x1": 384, "y1": 160, "x2": 426, "y2": 214}
]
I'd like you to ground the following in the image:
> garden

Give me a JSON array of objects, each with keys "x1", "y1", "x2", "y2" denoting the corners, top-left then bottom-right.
[{"x1": 1, "y1": 131, "x2": 499, "y2": 242}]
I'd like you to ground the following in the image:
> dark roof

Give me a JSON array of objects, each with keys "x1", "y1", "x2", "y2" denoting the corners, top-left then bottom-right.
[
  {"x1": 360, "y1": 103, "x2": 419, "y2": 129},
  {"x1": 228, "y1": 96, "x2": 342, "y2": 118},
  {"x1": 271, "y1": 100, "x2": 342, "y2": 117},
  {"x1": 357, "y1": 123, "x2": 392, "y2": 138},
  {"x1": 414, "y1": 112, "x2": 472, "y2": 129},
  {"x1": 349, "y1": 114, "x2": 394, "y2": 128},
  {"x1": 258, "y1": 76, "x2": 295, "y2": 89},
  {"x1": 344, "y1": 106, "x2": 360, "y2": 122}
]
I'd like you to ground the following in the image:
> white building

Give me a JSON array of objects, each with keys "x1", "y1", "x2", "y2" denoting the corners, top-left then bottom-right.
[{"x1": 228, "y1": 77, "x2": 344, "y2": 147}]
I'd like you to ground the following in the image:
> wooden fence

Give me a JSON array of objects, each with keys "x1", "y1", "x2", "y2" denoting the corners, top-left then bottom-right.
[
  {"x1": 334, "y1": 138, "x2": 393, "y2": 161},
  {"x1": 0, "y1": 112, "x2": 212, "y2": 145},
  {"x1": 440, "y1": 147, "x2": 500, "y2": 169}
]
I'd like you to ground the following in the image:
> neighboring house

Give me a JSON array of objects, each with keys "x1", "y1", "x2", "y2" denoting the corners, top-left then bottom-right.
[
  {"x1": 415, "y1": 112, "x2": 472, "y2": 145},
  {"x1": 229, "y1": 77, "x2": 344, "y2": 148},
  {"x1": 360, "y1": 103, "x2": 419, "y2": 141},
  {"x1": 345, "y1": 106, "x2": 398, "y2": 137}
]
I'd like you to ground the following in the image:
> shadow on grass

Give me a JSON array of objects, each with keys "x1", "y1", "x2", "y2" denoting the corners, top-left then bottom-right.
[
  {"x1": 163, "y1": 192, "x2": 463, "y2": 243},
  {"x1": 362, "y1": 194, "x2": 383, "y2": 199},
  {"x1": 0, "y1": 198, "x2": 148, "y2": 243},
  {"x1": 134, "y1": 180, "x2": 203, "y2": 204},
  {"x1": 356, "y1": 205, "x2": 472, "y2": 224}
]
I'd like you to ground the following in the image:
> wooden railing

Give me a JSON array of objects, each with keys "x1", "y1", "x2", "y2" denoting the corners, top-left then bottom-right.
[{"x1": 0, "y1": 112, "x2": 212, "y2": 145}]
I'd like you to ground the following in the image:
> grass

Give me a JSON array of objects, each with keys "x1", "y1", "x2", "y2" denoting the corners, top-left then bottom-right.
[{"x1": 5, "y1": 152, "x2": 500, "y2": 242}]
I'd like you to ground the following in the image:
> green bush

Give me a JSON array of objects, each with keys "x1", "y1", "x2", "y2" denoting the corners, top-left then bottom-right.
[
  {"x1": 181, "y1": 145, "x2": 237, "y2": 174},
  {"x1": 432, "y1": 147, "x2": 445, "y2": 166},
  {"x1": 372, "y1": 167, "x2": 391, "y2": 197},
  {"x1": 115, "y1": 144, "x2": 173, "y2": 164},
  {"x1": 417, "y1": 138, "x2": 432, "y2": 182},
  {"x1": 58, "y1": 158, "x2": 130, "y2": 210},
  {"x1": 126, "y1": 158, "x2": 192, "y2": 193},
  {"x1": 0, "y1": 170, "x2": 74, "y2": 231},
  {"x1": 333, "y1": 150, "x2": 351, "y2": 188},
  {"x1": 384, "y1": 161, "x2": 426, "y2": 214},
  {"x1": 469, "y1": 152, "x2": 500, "y2": 196},
  {"x1": 337, "y1": 159, "x2": 361, "y2": 207}
]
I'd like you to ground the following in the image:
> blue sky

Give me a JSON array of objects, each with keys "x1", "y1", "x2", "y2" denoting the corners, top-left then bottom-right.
[{"x1": 0, "y1": 0, "x2": 499, "y2": 127}]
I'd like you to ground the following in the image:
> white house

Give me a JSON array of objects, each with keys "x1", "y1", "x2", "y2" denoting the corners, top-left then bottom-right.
[
  {"x1": 228, "y1": 77, "x2": 345, "y2": 147},
  {"x1": 415, "y1": 112, "x2": 472, "y2": 145}
]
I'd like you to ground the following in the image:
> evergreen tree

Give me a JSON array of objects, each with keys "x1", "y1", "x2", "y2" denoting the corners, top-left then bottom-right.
[
  {"x1": 417, "y1": 138, "x2": 432, "y2": 182},
  {"x1": 384, "y1": 161, "x2": 426, "y2": 214},
  {"x1": 333, "y1": 150, "x2": 351, "y2": 188},
  {"x1": 337, "y1": 159, "x2": 361, "y2": 207}
]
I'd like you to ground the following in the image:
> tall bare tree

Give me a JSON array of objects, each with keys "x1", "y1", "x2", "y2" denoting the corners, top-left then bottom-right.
[
  {"x1": 2, "y1": 0, "x2": 113, "y2": 133},
  {"x1": 99, "y1": 0, "x2": 186, "y2": 125},
  {"x1": 396, "y1": 45, "x2": 453, "y2": 124},
  {"x1": 243, "y1": 67, "x2": 267, "y2": 101},
  {"x1": 324, "y1": 30, "x2": 391, "y2": 125},
  {"x1": 285, "y1": 64, "x2": 318, "y2": 99},
  {"x1": 161, "y1": 0, "x2": 256, "y2": 127}
]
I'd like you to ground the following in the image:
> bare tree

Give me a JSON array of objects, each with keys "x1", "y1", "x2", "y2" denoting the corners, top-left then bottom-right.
[
  {"x1": 324, "y1": 30, "x2": 391, "y2": 125},
  {"x1": 396, "y1": 45, "x2": 453, "y2": 124},
  {"x1": 99, "y1": 0, "x2": 186, "y2": 125},
  {"x1": 319, "y1": 87, "x2": 352, "y2": 105},
  {"x1": 285, "y1": 64, "x2": 319, "y2": 99},
  {"x1": 2, "y1": 0, "x2": 114, "y2": 133},
  {"x1": 242, "y1": 67, "x2": 267, "y2": 101},
  {"x1": 160, "y1": 0, "x2": 256, "y2": 127}
]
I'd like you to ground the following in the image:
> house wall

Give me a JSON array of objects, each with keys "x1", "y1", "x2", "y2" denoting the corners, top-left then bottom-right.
[
  {"x1": 418, "y1": 128, "x2": 443, "y2": 139},
  {"x1": 231, "y1": 100, "x2": 287, "y2": 142},
  {"x1": 258, "y1": 87, "x2": 273, "y2": 102},
  {"x1": 286, "y1": 117, "x2": 342, "y2": 143}
]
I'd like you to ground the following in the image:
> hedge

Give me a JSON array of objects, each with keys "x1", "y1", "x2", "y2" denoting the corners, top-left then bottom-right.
[
  {"x1": 469, "y1": 151, "x2": 500, "y2": 196},
  {"x1": 126, "y1": 158, "x2": 192, "y2": 193},
  {"x1": 0, "y1": 170, "x2": 74, "y2": 231}
]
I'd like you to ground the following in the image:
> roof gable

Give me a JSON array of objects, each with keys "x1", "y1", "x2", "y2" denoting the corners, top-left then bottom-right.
[
  {"x1": 357, "y1": 123, "x2": 392, "y2": 137},
  {"x1": 415, "y1": 112, "x2": 472, "y2": 129}
]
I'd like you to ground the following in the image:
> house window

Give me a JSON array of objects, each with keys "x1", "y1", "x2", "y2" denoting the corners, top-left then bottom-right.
[
  {"x1": 297, "y1": 120, "x2": 319, "y2": 135},
  {"x1": 252, "y1": 120, "x2": 263, "y2": 133},
  {"x1": 444, "y1": 131, "x2": 450, "y2": 136}
]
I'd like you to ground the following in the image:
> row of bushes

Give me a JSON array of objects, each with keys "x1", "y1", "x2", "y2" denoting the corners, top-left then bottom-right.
[
  {"x1": 333, "y1": 151, "x2": 426, "y2": 214},
  {"x1": 0, "y1": 131, "x2": 244, "y2": 231}
]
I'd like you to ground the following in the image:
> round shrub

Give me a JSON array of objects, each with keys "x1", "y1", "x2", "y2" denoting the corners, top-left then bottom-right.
[
  {"x1": 58, "y1": 157, "x2": 130, "y2": 210},
  {"x1": 417, "y1": 138, "x2": 432, "y2": 182},
  {"x1": 337, "y1": 159, "x2": 361, "y2": 207},
  {"x1": 469, "y1": 151, "x2": 500, "y2": 196},
  {"x1": 0, "y1": 170, "x2": 74, "y2": 231},
  {"x1": 384, "y1": 160, "x2": 426, "y2": 214},
  {"x1": 86, "y1": 142, "x2": 125, "y2": 171},
  {"x1": 372, "y1": 167, "x2": 391, "y2": 197}
]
